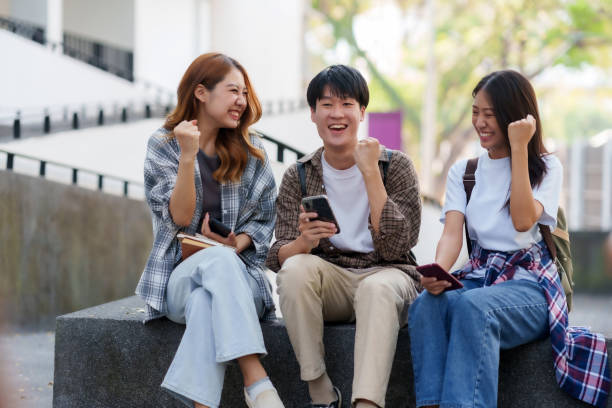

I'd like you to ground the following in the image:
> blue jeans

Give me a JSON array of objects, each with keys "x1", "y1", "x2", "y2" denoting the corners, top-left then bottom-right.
[
  {"x1": 408, "y1": 278, "x2": 549, "y2": 408},
  {"x1": 161, "y1": 246, "x2": 266, "y2": 408}
]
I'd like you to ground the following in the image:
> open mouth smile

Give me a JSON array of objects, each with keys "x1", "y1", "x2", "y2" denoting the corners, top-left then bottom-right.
[
  {"x1": 229, "y1": 110, "x2": 242, "y2": 120},
  {"x1": 329, "y1": 124, "x2": 348, "y2": 133}
]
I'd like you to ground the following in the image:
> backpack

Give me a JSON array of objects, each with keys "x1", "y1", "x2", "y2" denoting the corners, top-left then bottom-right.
[
  {"x1": 296, "y1": 149, "x2": 418, "y2": 265},
  {"x1": 462, "y1": 157, "x2": 574, "y2": 311}
]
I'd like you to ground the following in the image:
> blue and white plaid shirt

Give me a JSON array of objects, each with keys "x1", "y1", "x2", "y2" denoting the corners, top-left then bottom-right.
[{"x1": 136, "y1": 128, "x2": 277, "y2": 322}]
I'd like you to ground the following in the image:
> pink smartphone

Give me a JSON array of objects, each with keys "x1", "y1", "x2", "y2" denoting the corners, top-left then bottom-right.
[{"x1": 416, "y1": 263, "x2": 464, "y2": 291}]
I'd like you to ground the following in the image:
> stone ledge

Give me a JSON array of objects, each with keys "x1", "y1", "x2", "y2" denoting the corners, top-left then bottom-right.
[{"x1": 53, "y1": 296, "x2": 611, "y2": 407}]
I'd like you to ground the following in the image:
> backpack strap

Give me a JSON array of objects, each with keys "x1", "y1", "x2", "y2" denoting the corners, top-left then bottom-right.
[
  {"x1": 462, "y1": 158, "x2": 479, "y2": 256},
  {"x1": 552, "y1": 227, "x2": 569, "y2": 242},
  {"x1": 382, "y1": 148, "x2": 392, "y2": 185},
  {"x1": 539, "y1": 224, "x2": 558, "y2": 260},
  {"x1": 297, "y1": 161, "x2": 307, "y2": 198}
]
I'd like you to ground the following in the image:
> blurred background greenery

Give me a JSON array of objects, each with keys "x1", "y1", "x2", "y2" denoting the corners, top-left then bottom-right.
[{"x1": 305, "y1": 0, "x2": 612, "y2": 200}]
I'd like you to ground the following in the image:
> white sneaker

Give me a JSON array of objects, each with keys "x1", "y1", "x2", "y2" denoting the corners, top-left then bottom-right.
[{"x1": 244, "y1": 388, "x2": 285, "y2": 408}]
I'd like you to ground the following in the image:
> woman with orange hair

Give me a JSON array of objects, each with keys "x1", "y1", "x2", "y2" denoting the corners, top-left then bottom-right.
[{"x1": 136, "y1": 53, "x2": 283, "y2": 408}]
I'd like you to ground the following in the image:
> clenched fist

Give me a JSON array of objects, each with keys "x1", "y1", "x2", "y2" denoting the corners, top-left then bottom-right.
[
  {"x1": 508, "y1": 114, "x2": 536, "y2": 150},
  {"x1": 174, "y1": 119, "x2": 200, "y2": 160},
  {"x1": 354, "y1": 137, "x2": 383, "y2": 176}
]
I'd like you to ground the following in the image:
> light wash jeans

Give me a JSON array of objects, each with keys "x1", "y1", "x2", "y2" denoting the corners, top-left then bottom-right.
[
  {"x1": 161, "y1": 246, "x2": 266, "y2": 408},
  {"x1": 408, "y1": 278, "x2": 549, "y2": 408}
]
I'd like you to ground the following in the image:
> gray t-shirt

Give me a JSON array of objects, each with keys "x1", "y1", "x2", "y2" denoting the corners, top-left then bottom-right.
[{"x1": 196, "y1": 150, "x2": 221, "y2": 230}]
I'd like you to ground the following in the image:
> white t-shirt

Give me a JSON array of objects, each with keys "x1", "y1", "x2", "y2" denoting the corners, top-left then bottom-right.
[
  {"x1": 321, "y1": 152, "x2": 374, "y2": 253},
  {"x1": 441, "y1": 152, "x2": 563, "y2": 280}
]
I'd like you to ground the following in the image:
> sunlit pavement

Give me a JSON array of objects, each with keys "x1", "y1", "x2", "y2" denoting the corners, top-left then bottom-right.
[{"x1": 1, "y1": 293, "x2": 611, "y2": 408}]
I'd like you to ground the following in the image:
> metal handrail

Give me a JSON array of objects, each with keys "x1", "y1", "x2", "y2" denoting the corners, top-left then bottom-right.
[
  {"x1": 0, "y1": 131, "x2": 305, "y2": 198},
  {"x1": 1, "y1": 148, "x2": 141, "y2": 197},
  {"x1": 2, "y1": 101, "x2": 174, "y2": 139},
  {"x1": 2, "y1": 98, "x2": 308, "y2": 139},
  {"x1": 258, "y1": 132, "x2": 305, "y2": 161}
]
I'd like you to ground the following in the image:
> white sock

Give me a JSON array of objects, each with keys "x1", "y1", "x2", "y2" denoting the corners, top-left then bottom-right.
[{"x1": 246, "y1": 376, "x2": 275, "y2": 401}]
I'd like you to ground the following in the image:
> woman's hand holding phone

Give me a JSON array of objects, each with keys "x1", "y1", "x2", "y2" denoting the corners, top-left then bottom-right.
[
  {"x1": 201, "y1": 212, "x2": 239, "y2": 248},
  {"x1": 421, "y1": 275, "x2": 452, "y2": 295},
  {"x1": 417, "y1": 263, "x2": 464, "y2": 296},
  {"x1": 296, "y1": 205, "x2": 337, "y2": 252}
]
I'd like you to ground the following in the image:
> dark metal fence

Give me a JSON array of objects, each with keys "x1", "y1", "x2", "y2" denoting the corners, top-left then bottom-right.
[
  {"x1": 0, "y1": 15, "x2": 45, "y2": 44},
  {"x1": 1, "y1": 15, "x2": 133, "y2": 81},
  {"x1": 63, "y1": 31, "x2": 134, "y2": 81}
]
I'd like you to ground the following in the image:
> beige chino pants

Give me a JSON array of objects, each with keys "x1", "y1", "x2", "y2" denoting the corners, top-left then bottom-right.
[{"x1": 276, "y1": 254, "x2": 419, "y2": 407}]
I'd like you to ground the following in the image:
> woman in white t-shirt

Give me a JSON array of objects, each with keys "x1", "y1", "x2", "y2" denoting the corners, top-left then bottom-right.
[{"x1": 407, "y1": 70, "x2": 610, "y2": 408}]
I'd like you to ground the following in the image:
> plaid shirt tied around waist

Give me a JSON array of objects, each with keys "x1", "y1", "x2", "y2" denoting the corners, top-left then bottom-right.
[
  {"x1": 456, "y1": 240, "x2": 610, "y2": 407},
  {"x1": 136, "y1": 128, "x2": 277, "y2": 322}
]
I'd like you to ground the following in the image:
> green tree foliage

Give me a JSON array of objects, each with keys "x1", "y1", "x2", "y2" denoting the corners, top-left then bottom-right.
[{"x1": 307, "y1": 0, "x2": 612, "y2": 199}]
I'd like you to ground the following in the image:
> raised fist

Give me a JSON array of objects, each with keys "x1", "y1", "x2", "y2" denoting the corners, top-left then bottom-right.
[
  {"x1": 508, "y1": 114, "x2": 536, "y2": 149},
  {"x1": 174, "y1": 119, "x2": 200, "y2": 159},
  {"x1": 354, "y1": 137, "x2": 383, "y2": 175}
]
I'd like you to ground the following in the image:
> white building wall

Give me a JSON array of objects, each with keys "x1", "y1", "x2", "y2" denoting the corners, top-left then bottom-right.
[
  {"x1": 0, "y1": 30, "x2": 152, "y2": 115},
  {"x1": 210, "y1": 0, "x2": 304, "y2": 102},
  {"x1": 63, "y1": 0, "x2": 134, "y2": 49},
  {"x1": 133, "y1": 0, "x2": 304, "y2": 100},
  {"x1": 9, "y1": 0, "x2": 46, "y2": 26},
  {"x1": 133, "y1": 0, "x2": 207, "y2": 92},
  {"x1": 0, "y1": 0, "x2": 10, "y2": 16}
]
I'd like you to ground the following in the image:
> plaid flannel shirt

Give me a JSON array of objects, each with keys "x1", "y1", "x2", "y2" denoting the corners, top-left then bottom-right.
[
  {"x1": 456, "y1": 241, "x2": 610, "y2": 407},
  {"x1": 266, "y1": 147, "x2": 421, "y2": 282},
  {"x1": 136, "y1": 128, "x2": 277, "y2": 322}
]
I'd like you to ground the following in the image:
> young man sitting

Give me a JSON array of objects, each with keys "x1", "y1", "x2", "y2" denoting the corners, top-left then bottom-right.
[{"x1": 266, "y1": 65, "x2": 422, "y2": 408}]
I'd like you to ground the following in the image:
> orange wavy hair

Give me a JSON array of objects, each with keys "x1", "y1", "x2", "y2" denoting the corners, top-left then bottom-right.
[{"x1": 164, "y1": 53, "x2": 264, "y2": 183}]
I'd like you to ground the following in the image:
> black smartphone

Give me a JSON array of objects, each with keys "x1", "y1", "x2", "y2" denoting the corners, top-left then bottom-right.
[
  {"x1": 416, "y1": 263, "x2": 464, "y2": 291},
  {"x1": 301, "y1": 195, "x2": 341, "y2": 234},
  {"x1": 209, "y1": 217, "x2": 232, "y2": 238}
]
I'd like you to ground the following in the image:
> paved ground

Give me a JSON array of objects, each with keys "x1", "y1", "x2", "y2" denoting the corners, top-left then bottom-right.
[
  {"x1": 1, "y1": 293, "x2": 611, "y2": 408},
  {"x1": 0, "y1": 331, "x2": 54, "y2": 408}
]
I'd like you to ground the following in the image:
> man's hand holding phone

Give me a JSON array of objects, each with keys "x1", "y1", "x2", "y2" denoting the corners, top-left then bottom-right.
[{"x1": 296, "y1": 205, "x2": 337, "y2": 253}]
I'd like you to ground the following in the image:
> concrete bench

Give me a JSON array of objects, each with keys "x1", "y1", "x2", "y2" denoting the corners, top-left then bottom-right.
[{"x1": 53, "y1": 296, "x2": 610, "y2": 407}]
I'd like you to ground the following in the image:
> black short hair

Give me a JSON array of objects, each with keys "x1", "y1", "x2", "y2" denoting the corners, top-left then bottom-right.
[{"x1": 306, "y1": 65, "x2": 369, "y2": 109}]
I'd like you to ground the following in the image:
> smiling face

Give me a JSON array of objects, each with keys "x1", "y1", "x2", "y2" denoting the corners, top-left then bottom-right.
[
  {"x1": 197, "y1": 67, "x2": 247, "y2": 129},
  {"x1": 310, "y1": 86, "x2": 365, "y2": 152},
  {"x1": 472, "y1": 90, "x2": 509, "y2": 159}
]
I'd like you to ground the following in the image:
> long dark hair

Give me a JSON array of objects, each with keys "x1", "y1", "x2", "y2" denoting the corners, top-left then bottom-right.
[
  {"x1": 164, "y1": 53, "x2": 264, "y2": 183},
  {"x1": 472, "y1": 70, "x2": 548, "y2": 189}
]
